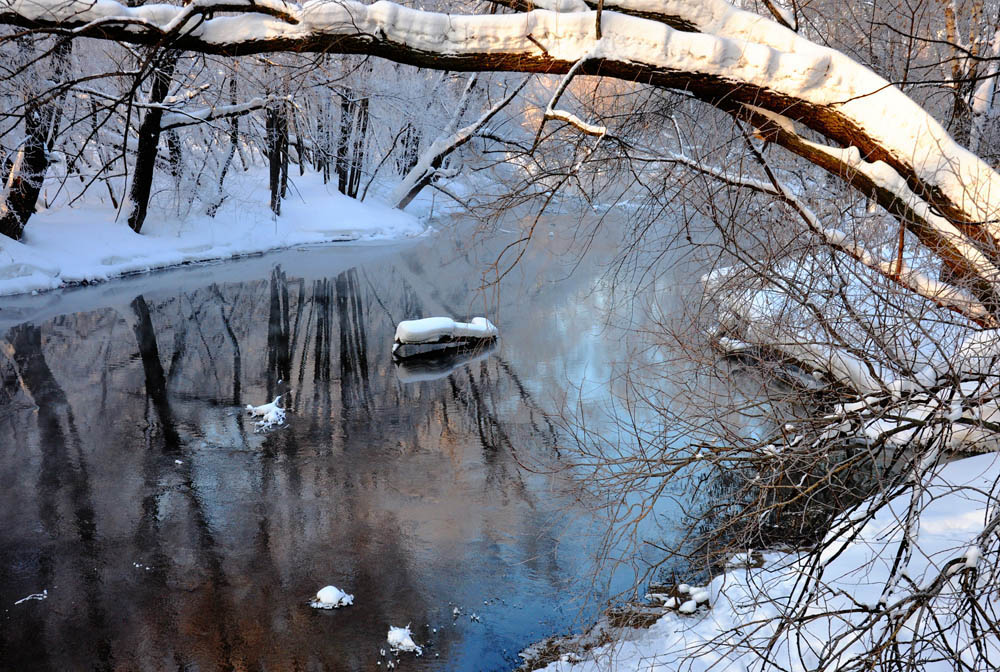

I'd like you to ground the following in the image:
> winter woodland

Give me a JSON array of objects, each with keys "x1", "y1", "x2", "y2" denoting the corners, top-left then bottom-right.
[{"x1": 5, "y1": 0, "x2": 1000, "y2": 670}]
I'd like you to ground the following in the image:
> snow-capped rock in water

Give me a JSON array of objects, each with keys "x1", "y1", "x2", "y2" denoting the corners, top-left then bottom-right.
[
  {"x1": 387, "y1": 625, "x2": 422, "y2": 655},
  {"x1": 392, "y1": 316, "x2": 497, "y2": 352},
  {"x1": 310, "y1": 585, "x2": 354, "y2": 609},
  {"x1": 245, "y1": 396, "x2": 286, "y2": 431},
  {"x1": 246, "y1": 395, "x2": 282, "y2": 417}
]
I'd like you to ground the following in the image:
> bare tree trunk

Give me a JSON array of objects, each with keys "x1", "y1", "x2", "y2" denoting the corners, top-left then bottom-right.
[
  {"x1": 318, "y1": 95, "x2": 332, "y2": 183},
  {"x1": 127, "y1": 50, "x2": 178, "y2": 233},
  {"x1": 278, "y1": 107, "x2": 289, "y2": 199},
  {"x1": 398, "y1": 123, "x2": 420, "y2": 175},
  {"x1": 207, "y1": 77, "x2": 239, "y2": 218},
  {"x1": 266, "y1": 103, "x2": 286, "y2": 215},
  {"x1": 347, "y1": 97, "x2": 368, "y2": 198},
  {"x1": 1, "y1": 107, "x2": 49, "y2": 240},
  {"x1": 292, "y1": 109, "x2": 305, "y2": 176},
  {"x1": 336, "y1": 93, "x2": 353, "y2": 195},
  {"x1": 166, "y1": 129, "x2": 182, "y2": 178}
]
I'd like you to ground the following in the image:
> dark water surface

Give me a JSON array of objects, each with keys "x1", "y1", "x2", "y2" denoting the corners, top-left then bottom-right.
[{"x1": 0, "y1": 224, "x2": 665, "y2": 671}]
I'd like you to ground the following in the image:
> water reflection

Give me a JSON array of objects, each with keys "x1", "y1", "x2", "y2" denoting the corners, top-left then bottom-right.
[
  {"x1": 0, "y1": 228, "x2": 647, "y2": 671},
  {"x1": 394, "y1": 343, "x2": 498, "y2": 384}
]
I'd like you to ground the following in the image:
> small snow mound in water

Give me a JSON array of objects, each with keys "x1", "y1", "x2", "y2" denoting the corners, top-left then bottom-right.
[
  {"x1": 246, "y1": 396, "x2": 286, "y2": 431},
  {"x1": 387, "y1": 625, "x2": 422, "y2": 655},
  {"x1": 254, "y1": 407, "x2": 285, "y2": 431},
  {"x1": 310, "y1": 585, "x2": 354, "y2": 609},
  {"x1": 246, "y1": 395, "x2": 282, "y2": 417}
]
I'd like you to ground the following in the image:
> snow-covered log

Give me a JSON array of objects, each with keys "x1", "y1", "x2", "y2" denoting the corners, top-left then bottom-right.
[{"x1": 392, "y1": 316, "x2": 498, "y2": 354}]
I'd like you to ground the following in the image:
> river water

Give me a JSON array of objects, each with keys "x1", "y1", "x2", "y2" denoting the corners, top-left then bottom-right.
[{"x1": 0, "y1": 221, "x2": 697, "y2": 671}]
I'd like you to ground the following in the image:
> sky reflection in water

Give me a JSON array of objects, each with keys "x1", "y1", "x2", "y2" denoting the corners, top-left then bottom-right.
[{"x1": 0, "y1": 225, "x2": 692, "y2": 671}]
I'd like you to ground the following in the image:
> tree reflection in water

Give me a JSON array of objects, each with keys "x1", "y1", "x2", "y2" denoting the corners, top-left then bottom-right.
[{"x1": 0, "y1": 234, "x2": 634, "y2": 672}]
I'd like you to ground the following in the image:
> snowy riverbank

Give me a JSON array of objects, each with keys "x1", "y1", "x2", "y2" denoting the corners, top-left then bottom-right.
[
  {"x1": 0, "y1": 170, "x2": 426, "y2": 297},
  {"x1": 532, "y1": 451, "x2": 1000, "y2": 671}
]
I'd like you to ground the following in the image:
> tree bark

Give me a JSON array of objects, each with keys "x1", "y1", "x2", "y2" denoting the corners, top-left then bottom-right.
[
  {"x1": 336, "y1": 93, "x2": 353, "y2": 195},
  {"x1": 266, "y1": 103, "x2": 287, "y2": 215},
  {"x1": 127, "y1": 50, "x2": 178, "y2": 233},
  {"x1": 347, "y1": 97, "x2": 368, "y2": 198}
]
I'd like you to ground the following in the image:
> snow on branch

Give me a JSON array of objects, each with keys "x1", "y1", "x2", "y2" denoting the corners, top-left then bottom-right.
[
  {"x1": 737, "y1": 105, "x2": 1000, "y2": 308},
  {"x1": 661, "y1": 150, "x2": 998, "y2": 328},
  {"x1": 537, "y1": 54, "x2": 607, "y2": 141},
  {"x1": 160, "y1": 95, "x2": 287, "y2": 129},
  {"x1": 389, "y1": 76, "x2": 528, "y2": 209}
]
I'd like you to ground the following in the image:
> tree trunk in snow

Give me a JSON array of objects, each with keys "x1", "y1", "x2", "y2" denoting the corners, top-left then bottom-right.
[
  {"x1": 336, "y1": 94, "x2": 353, "y2": 196},
  {"x1": 333, "y1": 93, "x2": 369, "y2": 199},
  {"x1": 207, "y1": 77, "x2": 240, "y2": 218},
  {"x1": 127, "y1": 50, "x2": 178, "y2": 233},
  {"x1": 1, "y1": 105, "x2": 50, "y2": 240},
  {"x1": 0, "y1": 38, "x2": 72, "y2": 241},
  {"x1": 347, "y1": 97, "x2": 368, "y2": 198},
  {"x1": 266, "y1": 102, "x2": 288, "y2": 216},
  {"x1": 398, "y1": 124, "x2": 420, "y2": 176}
]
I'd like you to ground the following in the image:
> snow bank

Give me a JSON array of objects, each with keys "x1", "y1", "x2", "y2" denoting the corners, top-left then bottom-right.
[
  {"x1": 0, "y1": 169, "x2": 424, "y2": 297},
  {"x1": 537, "y1": 453, "x2": 1000, "y2": 671}
]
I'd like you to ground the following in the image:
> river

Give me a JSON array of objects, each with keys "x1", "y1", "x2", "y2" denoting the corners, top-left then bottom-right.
[{"x1": 0, "y1": 219, "x2": 700, "y2": 671}]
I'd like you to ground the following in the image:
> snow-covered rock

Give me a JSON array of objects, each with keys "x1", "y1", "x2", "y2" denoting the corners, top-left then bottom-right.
[
  {"x1": 387, "y1": 625, "x2": 422, "y2": 655},
  {"x1": 246, "y1": 396, "x2": 282, "y2": 417},
  {"x1": 246, "y1": 396, "x2": 286, "y2": 430},
  {"x1": 392, "y1": 316, "x2": 497, "y2": 351},
  {"x1": 677, "y1": 600, "x2": 697, "y2": 614},
  {"x1": 310, "y1": 585, "x2": 354, "y2": 609}
]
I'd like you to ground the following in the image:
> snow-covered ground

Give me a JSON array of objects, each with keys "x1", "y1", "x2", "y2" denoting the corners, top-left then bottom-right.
[
  {"x1": 0, "y1": 169, "x2": 425, "y2": 297},
  {"x1": 535, "y1": 451, "x2": 1000, "y2": 671}
]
